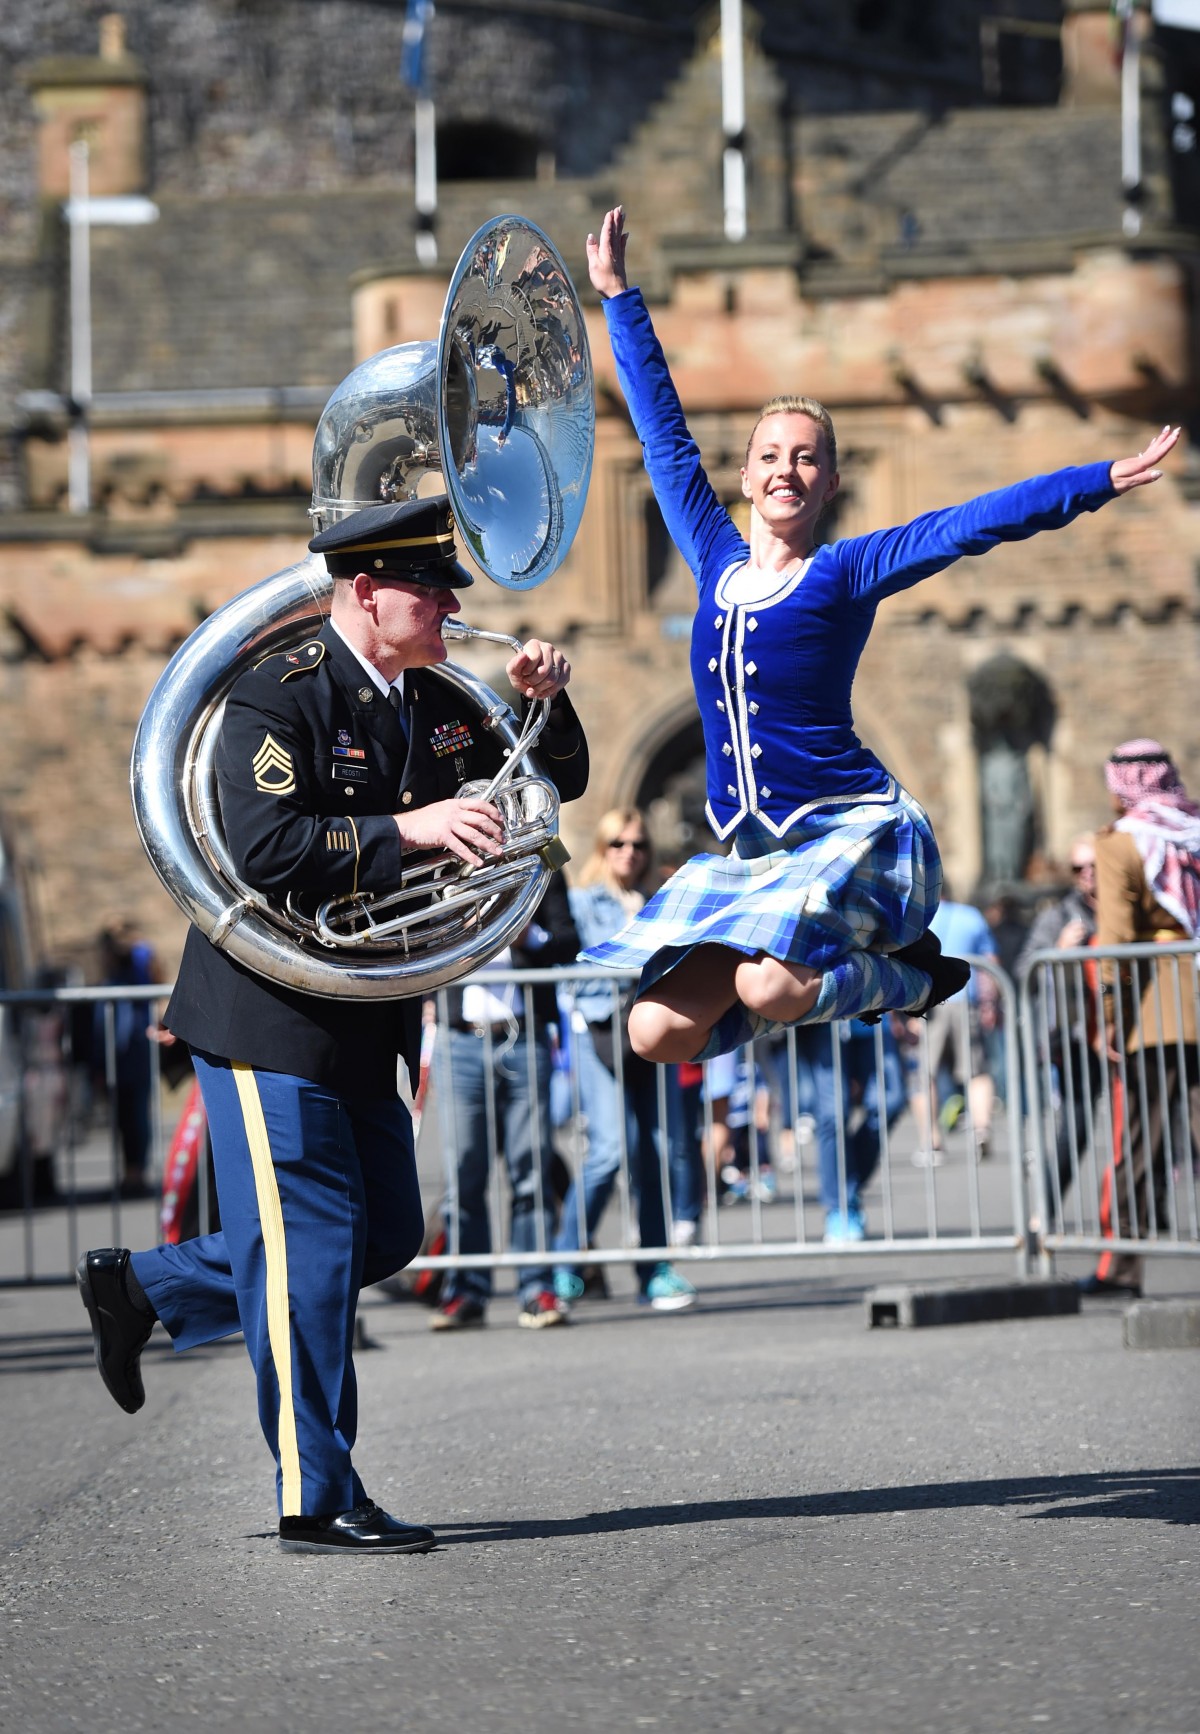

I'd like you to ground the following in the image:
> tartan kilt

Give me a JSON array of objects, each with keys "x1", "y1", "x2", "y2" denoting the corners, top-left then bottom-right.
[{"x1": 579, "y1": 786, "x2": 941, "y2": 994}]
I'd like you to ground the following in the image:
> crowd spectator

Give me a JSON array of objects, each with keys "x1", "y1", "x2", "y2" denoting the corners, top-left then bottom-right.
[
  {"x1": 788, "y1": 1018, "x2": 907, "y2": 1241},
  {"x1": 906, "y1": 895, "x2": 999, "y2": 1165},
  {"x1": 668, "y1": 1059, "x2": 705, "y2": 1246},
  {"x1": 1015, "y1": 835, "x2": 1102, "y2": 1210},
  {"x1": 429, "y1": 872, "x2": 579, "y2": 1331},
  {"x1": 554, "y1": 809, "x2": 697, "y2": 1312},
  {"x1": 702, "y1": 1045, "x2": 775, "y2": 1206},
  {"x1": 1084, "y1": 740, "x2": 1200, "y2": 1297},
  {"x1": 94, "y1": 923, "x2": 160, "y2": 1197}
]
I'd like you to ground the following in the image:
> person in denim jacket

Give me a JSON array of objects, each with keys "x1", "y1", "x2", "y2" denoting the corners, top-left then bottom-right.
[{"x1": 554, "y1": 809, "x2": 697, "y2": 1312}]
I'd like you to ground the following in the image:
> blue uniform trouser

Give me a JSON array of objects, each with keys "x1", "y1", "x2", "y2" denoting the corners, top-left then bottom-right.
[{"x1": 130, "y1": 1054, "x2": 423, "y2": 1519}]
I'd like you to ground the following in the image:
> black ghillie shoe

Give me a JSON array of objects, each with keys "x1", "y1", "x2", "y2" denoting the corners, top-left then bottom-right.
[
  {"x1": 859, "y1": 929, "x2": 970, "y2": 1024},
  {"x1": 914, "y1": 951, "x2": 971, "y2": 1014}
]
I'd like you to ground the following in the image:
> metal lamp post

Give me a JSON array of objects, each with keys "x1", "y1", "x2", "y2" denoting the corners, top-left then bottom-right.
[{"x1": 65, "y1": 138, "x2": 159, "y2": 514}]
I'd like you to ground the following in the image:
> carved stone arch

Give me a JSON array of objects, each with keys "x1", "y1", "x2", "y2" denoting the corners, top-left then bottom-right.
[{"x1": 602, "y1": 690, "x2": 711, "y2": 861}]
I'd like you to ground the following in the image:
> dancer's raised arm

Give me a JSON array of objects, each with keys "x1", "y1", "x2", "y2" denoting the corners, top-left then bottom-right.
[{"x1": 586, "y1": 205, "x2": 629, "y2": 299}]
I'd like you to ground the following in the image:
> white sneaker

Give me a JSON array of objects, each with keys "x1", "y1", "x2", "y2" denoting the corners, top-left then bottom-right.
[
  {"x1": 670, "y1": 1219, "x2": 697, "y2": 1248},
  {"x1": 911, "y1": 1147, "x2": 944, "y2": 1169}
]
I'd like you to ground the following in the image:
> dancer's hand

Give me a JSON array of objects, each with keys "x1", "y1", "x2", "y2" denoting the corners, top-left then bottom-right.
[
  {"x1": 1109, "y1": 424, "x2": 1180, "y2": 494},
  {"x1": 586, "y1": 206, "x2": 629, "y2": 299}
]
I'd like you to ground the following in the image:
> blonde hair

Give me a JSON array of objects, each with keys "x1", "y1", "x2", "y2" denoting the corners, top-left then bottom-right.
[
  {"x1": 579, "y1": 806, "x2": 656, "y2": 891},
  {"x1": 746, "y1": 395, "x2": 838, "y2": 471}
]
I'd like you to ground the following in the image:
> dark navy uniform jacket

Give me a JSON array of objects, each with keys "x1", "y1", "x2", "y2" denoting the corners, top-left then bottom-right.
[{"x1": 165, "y1": 621, "x2": 588, "y2": 1096}]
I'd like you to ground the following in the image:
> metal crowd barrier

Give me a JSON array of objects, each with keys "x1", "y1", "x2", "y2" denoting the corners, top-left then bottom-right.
[
  {"x1": 404, "y1": 957, "x2": 1030, "y2": 1282},
  {"x1": 4, "y1": 946, "x2": 1198, "y2": 1287},
  {"x1": 0, "y1": 982, "x2": 215, "y2": 1286},
  {"x1": 1019, "y1": 938, "x2": 1200, "y2": 1274}
]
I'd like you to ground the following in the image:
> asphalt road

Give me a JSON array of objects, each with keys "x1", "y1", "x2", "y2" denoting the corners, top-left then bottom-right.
[{"x1": 2, "y1": 1250, "x2": 1198, "y2": 1734}]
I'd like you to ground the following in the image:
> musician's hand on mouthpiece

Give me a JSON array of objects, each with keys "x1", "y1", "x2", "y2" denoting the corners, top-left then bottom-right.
[{"x1": 506, "y1": 640, "x2": 570, "y2": 701}]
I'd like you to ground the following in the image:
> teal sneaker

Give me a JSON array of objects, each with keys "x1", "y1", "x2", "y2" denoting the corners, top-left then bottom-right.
[
  {"x1": 823, "y1": 1208, "x2": 866, "y2": 1245},
  {"x1": 553, "y1": 1269, "x2": 585, "y2": 1303},
  {"x1": 641, "y1": 1263, "x2": 697, "y2": 1312}
]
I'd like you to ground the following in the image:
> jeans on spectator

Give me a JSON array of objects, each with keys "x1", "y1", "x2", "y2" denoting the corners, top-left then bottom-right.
[
  {"x1": 668, "y1": 1071, "x2": 705, "y2": 1229},
  {"x1": 791, "y1": 1023, "x2": 907, "y2": 1215},
  {"x1": 553, "y1": 1024, "x2": 670, "y2": 1293},
  {"x1": 436, "y1": 1027, "x2": 555, "y2": 1310}
]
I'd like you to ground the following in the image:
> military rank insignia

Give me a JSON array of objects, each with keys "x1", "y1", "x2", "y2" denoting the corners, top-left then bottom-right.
[
  {"x1": 253, "y1": 733, "x2": 295, "y2": 794},
  {"x1": 430, "y1": 719, "x2": 473, "y2": 758}
]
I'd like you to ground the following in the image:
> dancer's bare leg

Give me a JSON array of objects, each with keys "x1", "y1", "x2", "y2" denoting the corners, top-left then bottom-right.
[
  {"x1": 734, "y1": 955, "x2": 821, "y2": 1024},
  {"x1": 628, "y1": 948, "x2": 823, "y2": 1064},
  {"x1": 629, "y1": 944, "x2": 935, "y2": 1066},
  {"x1": 627, "y1": 945, "x2": 744, "y2": 1063}
]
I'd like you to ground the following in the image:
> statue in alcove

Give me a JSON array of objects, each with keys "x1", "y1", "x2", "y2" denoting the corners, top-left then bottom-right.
[{"x1": 968, "y1": 654, "x2": 1055, "y2": 886}]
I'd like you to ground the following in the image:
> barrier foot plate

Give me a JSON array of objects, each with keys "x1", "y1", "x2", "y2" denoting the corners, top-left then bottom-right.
[
  {"x1": 1123, "y1": 1300, "x2": 1200, "y2": 1352},
  {"x1": 866, "y1": 1278, "x2": 1080, "y2": 1330}
]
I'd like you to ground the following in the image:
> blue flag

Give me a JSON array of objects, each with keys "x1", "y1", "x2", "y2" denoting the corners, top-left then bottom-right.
[{"x1": 401, "y1": 0, "x2": 435, "y2": 92}]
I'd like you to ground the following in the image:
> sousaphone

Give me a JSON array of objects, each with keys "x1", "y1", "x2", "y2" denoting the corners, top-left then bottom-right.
[{"x1": 131, "y1": 215, "x2": 594, "y2": 998}]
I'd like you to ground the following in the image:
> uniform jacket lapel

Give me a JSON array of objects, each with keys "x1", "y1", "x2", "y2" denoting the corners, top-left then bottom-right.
[{"x1": 320, "y1": 623, "x2": 407, "y2": 758}]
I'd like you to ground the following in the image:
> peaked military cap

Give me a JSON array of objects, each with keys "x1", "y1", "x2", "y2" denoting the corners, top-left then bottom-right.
[{"x1": 308, "y1": 495, "x2": 474, "y2": 588}]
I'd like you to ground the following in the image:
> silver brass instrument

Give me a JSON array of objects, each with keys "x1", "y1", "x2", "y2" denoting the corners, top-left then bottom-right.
[{"x1": 132, "y1": 215, "x2": 592, "y2": 999}]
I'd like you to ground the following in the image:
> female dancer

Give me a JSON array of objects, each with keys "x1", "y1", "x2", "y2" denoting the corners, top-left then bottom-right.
[{"x1": 582, "y1": 206, "x2": 1179, "y2": 1065}]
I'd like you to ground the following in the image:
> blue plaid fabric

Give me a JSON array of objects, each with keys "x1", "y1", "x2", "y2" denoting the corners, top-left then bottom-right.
[{"x1": 580, "y1": 788, "x2": 941, "y2": 1051}]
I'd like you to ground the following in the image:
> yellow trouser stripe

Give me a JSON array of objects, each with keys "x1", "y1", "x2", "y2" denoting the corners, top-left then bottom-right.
[{"x1": 233, "y1": 1064, "x2": 302, "y2": 1514}]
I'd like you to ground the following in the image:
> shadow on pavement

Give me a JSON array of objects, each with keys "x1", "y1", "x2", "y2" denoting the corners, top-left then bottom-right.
[
  {"x1": 436, "y1": 1468, "x2": 1200, "y2": 1541},
  {"x1": 0, "y1": 1327, "x2": 236, "y2": 1376}
]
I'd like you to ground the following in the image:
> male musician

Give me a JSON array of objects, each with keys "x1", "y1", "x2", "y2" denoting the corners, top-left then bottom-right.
[{"x1": 76, "y1": 495, "x2": 588, "y2": 1554}]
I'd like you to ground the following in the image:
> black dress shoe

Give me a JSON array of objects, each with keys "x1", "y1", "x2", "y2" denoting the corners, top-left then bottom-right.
[
  {"x1": 278, "y1": 1501, "x2": 436, "y2": 1554},
  {"x1": 76, "y1": 1248, "x2": 156, "y2": 1414},
  {"x1": 1076, "y1": 1274, "x2": 1142, "y2": 1298}
]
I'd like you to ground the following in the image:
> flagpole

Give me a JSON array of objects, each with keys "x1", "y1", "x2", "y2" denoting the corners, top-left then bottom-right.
[
  {"x1": 68, "y1": 138, "x2": 93, "y2": 514},
  {"x1": 1117, "y1": 0, "x2": 1143, "y2": 237},
  {"x1": 402, "y1": 0, "x2": 438, "y2": 266},
  {"x1": 721, "y1": 0, "x2": 747, "y2": 242},
  {"x1": 414, "y1": 94, "x2": 438, "y2": 266}
]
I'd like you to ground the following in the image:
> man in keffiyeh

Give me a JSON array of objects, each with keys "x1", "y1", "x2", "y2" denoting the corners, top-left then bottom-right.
[{"x1": 1083, "y1": 740, "x2": 1200, "y2": 1295}]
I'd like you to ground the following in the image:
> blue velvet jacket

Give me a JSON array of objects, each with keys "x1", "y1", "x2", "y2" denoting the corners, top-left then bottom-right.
[{"x1": 604, "y1": 288, "x2": 1116, "y2": 843}]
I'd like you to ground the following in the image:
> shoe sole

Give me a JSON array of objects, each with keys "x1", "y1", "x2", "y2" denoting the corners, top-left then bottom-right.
[
  {"x1": 646, "y1": 1295, "x2": 698, "y2": 1312},
  {"x1": 518, "y1": 1312, "x2": 568, "y2": 1328},
  {"x1": 75, "y1": 1256, "x2": 146, "y2": 1415},
  {"x1": 428, "y1": 1314, "x2": 485, "y2": 1331},
  {"x1": 279, "y1": 1535, "x2": 436, "y2": 1554}
]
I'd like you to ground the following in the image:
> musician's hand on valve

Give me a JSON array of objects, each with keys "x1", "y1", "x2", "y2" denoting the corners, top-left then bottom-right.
[
  {"x1": 506, "y1": 639, "x2": 570, "y2": 701},
  {"x1": 393, "y1": 797, "x2": 505, "y2": 867},
  {"x1": 586, "y1": 205, "x2": 629, "y2": 299}
]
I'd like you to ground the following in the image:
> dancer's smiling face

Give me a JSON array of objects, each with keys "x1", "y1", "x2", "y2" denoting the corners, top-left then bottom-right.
[{"x1": 740, "y1": 412, "x2": 839, "y2": 544}]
